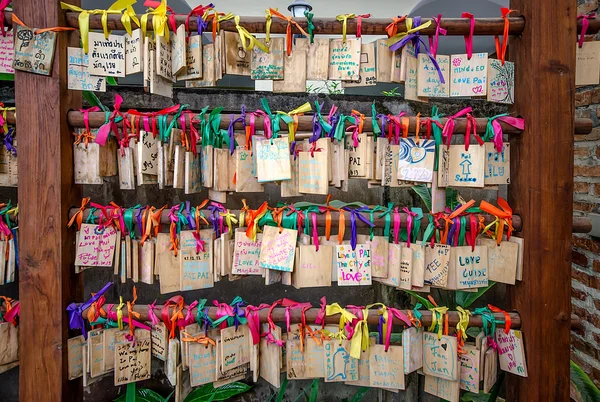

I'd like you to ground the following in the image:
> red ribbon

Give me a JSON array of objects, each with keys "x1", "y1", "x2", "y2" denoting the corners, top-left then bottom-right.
[
  {"x1": 488, "y1": 304, "x2": 511, "y2": 334},
  {"x1": 495, "y1": 8, "x2": 516, "y2": 64},
  {"x1": 161, "y1": 296, "x2": 185, "y2": 339},
  {"x1": 356, "y1": 14, "x2": 370, "y2": 38},
  {"x1": 464, "y1": 113, "x2": 484, "y2": 151}
]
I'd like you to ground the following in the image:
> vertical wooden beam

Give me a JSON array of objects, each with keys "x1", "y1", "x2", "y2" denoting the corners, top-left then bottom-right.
[
  {"x1": 14, "y1": 1, "x2": 82, "y2": 401},
  {"x1": 508, "y1": 0, "x2": 575, "y2": 400}
]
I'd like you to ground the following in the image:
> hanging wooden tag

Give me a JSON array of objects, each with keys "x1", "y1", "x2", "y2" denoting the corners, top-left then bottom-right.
[
  {"x1": 147, "y1": 40, "x2": 173, "y2": 97},
  {"x1": 431, "y1": 174, "x2": 446, "y2": 213},
  {"x1": 67, "y1": 47, "x2": 106, "y2": 91},
  {"x1": 158, "y1": 249, "x2": 180, "y2": 294},
  {"x1": 405, "y1": 51, "x2": 427, "y2": 102},
  {"x1": 232, "y1": 230, "x2": 263, "y2": 275},
  {"x1": 166, "y1": 338, "x2": 180, "y2": 386},
  {"x1": 328, "y1": 38, "x2": 361, "y2": 81},
  {"x1": 459, "y1": 344, "x2": 480, "y2": 392},
  {"x1": 149, "y1": 322, "x2": 168, "y2": 361},
  {"x1": 68, "y1": 335, "x2": 85, "y2": 380},
  {"x1": 397, "y1": 138, "x2": 435, "y2": 183},
  {"x1": 175, "y1": 363, "x2": 192, "y2": 402},
  {"x1": 184, "y1": 151, "x2": 202, "y2": 194},
  {"x1": 74, "y1": 224, "x2": 118, "y2": 267},
  {"x1": 114, "y1": 329, "x2": 151, "y2": 385},
  {"x1": 357, "y1": 234, "x2": 389, "y2": 278},
  {"x1": 186, "y1": 43, "x2": 216, "y2": 87},
  {"x1": 87, "y1": 32, "x2": 125, "y2": 77},
  {"x1": 251, "y1": 38, "x2": 284, "y2": 80},
  {"x1": 180, "y1": 323, "x2": 201, "y2": 370},
  {"x1": 424, "y1": 375, "x2": 460, "y2": 402},
  {"x1": 256, "y1": 138, "x2": 291, "y2": 182},
  {"x1": 292, "y1": 244, "x2": 333, "y2": 288},
  {"x1": 281, "y1": 153, "x2": 300, "y2": 197},
  {"x1": 156, "y1": 36, "x2": 173, "y2": 81},
  {"x1": 4, "y1": 238, "x2": 13, "y2": 284},
  {"x1": 345, "y1": 337, "x2": 376, "y2": 387},
  {"x1": 0, "y1": 141, "x2": 17, "y2": 187},
  {"x1": 477, "y1": 238, "x2": 518, "y2": 285},
  {"x1": 264, "y1": 268, "x2": 282, "y2": 285},
  {"x1": 369, "y1": 344, "x2": 405, "y2": 390},
  {"x1": 496, "y1": 329, "x2": 528, "y2": 377},
  {"x1": 375, "y1": 242, "x2": 401, "y2": 288},
  {"x1": 259, "y1": 226, "x2": 297, "y2": 272},
  {"x1": 454, "y1": 246, "x2": 489, "y2": 289},
  {"x1": 118, "y1": 147, "x2": 136, "y2": 189},
  {"x1": 137, "y1": 130, "x2": 159, "y2": 177},
  {"x1": 341, "y1": 148, "x2": 350, "y2": 191},
  {"x1": 260, "y1": 325, "x2": 282, "y2": 387},
  {"x1": 507, "y1": 236, "x2": 524, "y2": 281},
  {"x1": 447, "y1": 144, "x2": 485, "y2": 188},
  {"x1": 402, "y1": 327, "x2": 423, "y2": 374},
  {"x1": 484, "y1": 142, "x2": 510, "y2": 185},
  {"x1": 298, "y1": 150, "x2": 328, "y2": 195},
  {"x1": 103, "y1": 327, "x2": 119, "y2": 372},
  {"x1": 124, "y1": 29, "x2": 143, "y2": 75},
  {"x1": 0, "y1": 31, "x2": 13, "y2": 74},
  {"x1": 216, "y1": 32, "x2": 224, "y2": 80},
  {"x1": 423, "y1": 332, "x2": 459, "y2": 381},
  {"x1": 382, "y1": 143, "x2": 401, "y2": 187},
  {"x1": 410, "y1": 243, "x2": 425, "y2": 287},
  {"x1": 576, "y1": 41, "x2": 600, "y2": 86},
  {"x1": 391, "y1": 48, "x2": 402, "y2": 83},
  {"x1": 113, "y1": 230, "x2": 122, "y2": 275},
  {"x1": 330, "y1": 141, "x2": 344, "y2": 187},
  {"x1": 343, "y1": 42, "x2": 376, "y2": 87},
  {"x1": 450, "y1": 53, "x2": 488, "y2": 97},
  {"x1": 178, "y1": 35, "x2": 202, "y2": 81},
  {"x1": 482, "y1": 343, "x2": 498, "y2": 393},
  {"x1": 364, "y1": 136, "x2": 376, "y2": 180},
  {"x1": 336, "y1": 244, "x2": 372, "y2": 286},
  {"x1": 295, "y1": 37, "x2": 329, "y2": 81},
  {"x1": 487, "y1": 59, "x2": 515, "y2": 103},
  {"x1": 213, "y1": 237, "x2": 222, "y2": 282},
  {"x1": 348, "y1": 133, "x2": 367, "y2": 177},
  {"x1": 437, "y1": 146, "x2": 450, "y2": 187},
  {"x1": 171, "y1": 25, "x2": 186, "y2": 77},
  {"x1": 222, "y1": 230, "x2": 235, "y2": 277},
  {"x1": 375, "y1": 137, "x2": 388, "y2": 181},
  {"x1": 417, "y1": 54, "x2": 450, "y2": 97},
  {"x1": 424, "y1": 243, "x2": 451, "y2": 287},
  {"x1": 376, "y1": 39, "x2": 393, "y2": 82},
  {"x1": 273, "y1": 49, "x2": 307, "y2": 93},
  {"x1": 213, "y1": 148, "x2": 233, "y2": 192},
  {"x1": 119, "y1": 239, "x2": 127, "y2": 283},
  {"x1": 0, "y1": 322, "x2": 19, "y2": 366},
  {"x1": 221, "y1": 325, "x2": 251, "y2": 371},
  {"x1": 223, "y1": 31, "x2": 250, "y2": 76},
  {"x1": 189, "y1": 341, "x2": 217, "y2": 387},
  {"x1": 155, "y1": 233, "x2": 170, "y2": 276},
  {"x1": 199, "y1": 145, "x2": 214, "y2": 187},
  {"x1": 73, "y1": 132, "x2": 117, "y2": 184},
  {"x1": 236, "y1": 148, "x2": 264, "y2": 193},
  {"x1": 398, "y1": 244, "x2": 412, "y2": 290},
  {"x1": 180, "y1": 247, "x2": 213, "y2": 291},
  {"x1": 125, "y1": 235, "x2": 132, "y2": 280},
  {"x1": 324, "y1": 339, "x2": 358, "y2": 382}
]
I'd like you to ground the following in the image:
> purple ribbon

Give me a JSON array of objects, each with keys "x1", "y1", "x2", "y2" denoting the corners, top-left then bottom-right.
[
  {"x1": 4, "y1": 128, "x2": 16, "y2": 156},
  {"x1": 185, "y1": 201, "x2": 196, "y2": 230},
  {"x1": 378, "y1": 314, "x2": 385, "y2": 344},
  {"x1": 328, "y1": 114, "x2": 340, "y2": 139},
  {"x1": 196, "y1": 5, "x2": 213, "y2": 36},
  {"x1": 136, "y1": 207, "x2": 144, "y2": 234},
  {"x1": 66, "y1": 282, "x2": 113, "y2": 339},
  {"x1": 447, "y1": 217, "x2": 458, "y2": 246},
  {"x1": 310, "y1": 112, "x2": 322, "y2": 143},
  {"x1": 290, "y1": 141, "x2": 297, "y2": 158},
  {"x1": 228, "y1": 114, "x2": 244, "y2": 155},
  {"x1": 344, "y1": 206, "x2": 375, "y2": 250},
  {"x1": 232, "y1": 300, "x2": 246, "y2": 330},
  {"x1": 376, "y1": 114, "x2": 389, "y2": 137}
]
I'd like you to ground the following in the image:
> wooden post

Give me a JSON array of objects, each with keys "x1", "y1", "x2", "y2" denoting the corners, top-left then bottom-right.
[
  {"x1": 14, "y1": 0, "x2": 82, "y2": 401},
  {"x1": 507, "y1": 1, "x2": 575, "y2": 400}
]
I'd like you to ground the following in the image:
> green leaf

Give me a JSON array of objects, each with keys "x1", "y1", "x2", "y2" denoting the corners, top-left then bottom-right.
[
  {"x1": 308, "y1": 378, "x2": 319, "y2": 402},
  {"x1": 412, "y1": 185, "x2": 432, "y2": 212},
  {"x1": 138, "y1": 388, "x2": 172, "y2": 402},
  {"x1": 456, "y1": 282, "x2": 496, "y2": 309},
  {"x1": 106, "y1": 76, "x2": 118, "y2": 86},
  {"x1": 466, "y1": 327, "x2": 481, "y2": 339},
  {"x1": 183, "y1": 382, "x2": 251, "y2": 402},
  {"x1": 349, "y1": 387, "x2": 371, "y2": 402},
  {"x1": 571, "y1": 360, "x2": 600, "y2": 402},
  {"x1": 276, "y1": 377, "x2": 288, "y2": 402},
  {"x1": 82, "y1": 90, "x2": 109, "y2": 112},
  {"x1": 126, "y1": 383, "x2": 136, "y2": 402},
  {"x1": 0, "y1": 73, "x2": 14, "y2": 81},
  {"x1": 403, "y1": 290, "x2": 434, "y2": 310}
]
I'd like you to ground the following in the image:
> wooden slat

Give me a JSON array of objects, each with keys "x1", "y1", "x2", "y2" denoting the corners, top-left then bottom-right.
[
  {"x1": 14, "y1": 0, "x2": 82, "y2": 401},
  {"x1": 507, "y1": 0, "x2": 575, "y2": 400}
]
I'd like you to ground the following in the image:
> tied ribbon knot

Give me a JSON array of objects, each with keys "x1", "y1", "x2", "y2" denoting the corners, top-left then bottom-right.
[
  {"x1": 403, "y1": 207, "x2": 417, "y2": 247},
  {"x1": 464, "y1": 112, "x2": 484, "y2": 151},
  {"x1": 335, "y1": 14, "x2": 355, "y2": 43},
  {"x1": 212, "y1": 297, "x2": 247, "y2": 329},
  {"x1": 68, "y1": 197, "x2": 91, "y2": 231},
  {"x1": 344, "y1": 206, "x2": 375, "y2": 251},
  {"x1": 195, "y1": 299, "x2": 215, "y2": 335},
  {"x1": 147, "y1": 301, "x2": 160, "y2": 326},
  {"x1": 161, "y1": 296, "x2": 185, "y2": 339},
  {"x1": 304, "y1": 10, "x2": 315, "y2": 43},
  {"x1": 315, "y1": 297, "x2": 327, "y2": 328},
  {"x1": 355, "y1": 14, "x2": 370, "y2": 38},
  {"x1": 495, "y1": 8, "x2": 516, "y2": 64},
  {"x1": 326, "y1": 303, "x2": 357, "y2": 344},
  {"x1": 67, "y1": 282, "x2": 113, "y2": 339},
  {"x1": 269, "y1": 8, "x2": 309, "y2": 56},
  {"x1": 276, "y1": 102, "x2": 312, "y2": 144},
  {"x1": 348, "y1": 306, "x2": 370, "y2": 359},
  {"x1": 428, "y1": 14, "x2": 447, "y2": 58},
  {"x1": 442, "y1": 107, "x2": 472, "y2": 149},
  {"x1": 386, "y1": 15, "x2": 407, "y2": 38},
  {"x1": 185, "y1": 4, "x2": 214, "y2": 38},
  {"x1": 428, "y1": 306, "x2": 448, "y2": 340},
  {"x1": 141, "y1": 0, "x2": 171, "y2": 42},
  {"x1": 181, "y1": 331, "x2": 216, "y2": 347},
  {"x1": 485, "y1": 114, "x2": 524, "y2": 153},
  {"x1": 488, "y1": 304, "x2": 511, "y2": 334},
  {"x1": 234, "y1": 15, "x2": 268, "y2": 53},
  {"x1": 382, "y1": 306, "x2": 412, "y2": 352},
  {"x1": 462, "y1": 12, "x2": 476, "y2": 59},
  {"x1": 456, "y1": 307, "x2": 471, "y2": 354},
  {"x1": 479, "y1": 198, "x2": 513, "y2": 245},
  {"x1": 246, "y1": 303, "x2": 270, "y2": 345},
  {"x1": 578, "y1": 13, "x2": 597, "y2": 48}
]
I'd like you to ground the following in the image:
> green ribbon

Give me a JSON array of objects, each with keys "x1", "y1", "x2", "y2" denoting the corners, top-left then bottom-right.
[
  {"x1": 261, "y1": 98, "x2": 280, "y2": 138},
  {"x1": 378, "y1": 202, "x2": 394, "y2": 241},
  {"x1": 458, "y1": 216, "x2": 466, "y2": 247},
  {"x1": 177, "y1": 202, "x2": 189, "y2": 234},
  {"x1": 0, "y1": 201, "x2": 13, "y2": 230},
  {"x1": 334, "y1": 114, "x2": 356, "y2": 142},
  {"x1": 423, "y1": 215, "x2": 435, "y2": 243},
  {"x1": 212, "y1": 296, "x2": 248, "y2": 327},
  {"x1": 484, "y1": 113, "x2": 509, "y2": 142},
  {"x1": 205, "y1": 107, "x2": 223, "y2": 147},
  {"x1": 369, "y1": 206, "x2": 384, "y2": 241},
  {"x1": 86, "y1": 207, "x2": 98, "y2": 224},
  {"x1": 371, "y1": 102, "x2": 381, "y2": 137},
  {"x1": 304, "y1": 10, "x2": 315, "y2": 43},
  {"x1": 124, "y1": 204, "x2": 141, "y2": 239},
  {"x1": 431, "y1": 106, "x2": 444, "y2": 171}
]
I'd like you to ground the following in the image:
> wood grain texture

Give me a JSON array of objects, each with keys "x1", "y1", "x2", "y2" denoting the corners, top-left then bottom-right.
[
  {"x1": 14, "y1": 0, "x2": 82, "y2": 401},
  {"x1": 507, "y1": 3, "x2": 575, "y2": 401}
]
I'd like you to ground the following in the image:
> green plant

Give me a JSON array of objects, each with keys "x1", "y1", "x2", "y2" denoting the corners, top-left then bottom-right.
[
  {"x1": 183, "y1": 382, "x2": 251, "y2": 402},
  {"x1": 412, "y1": 185, "x2": 432, "y2": 212},
  {"x1": 570, "y1": 360, "x2": 600, "y2": 402},
  {"x1": 460, "y1": 372, "x2": 504, "y2": 401},
  {"x1": 381, "y1": 87, "x2": 401, "y2": 97},
  {"x1": 113, "y1": 383, "x2": 173, "y2": 402}
]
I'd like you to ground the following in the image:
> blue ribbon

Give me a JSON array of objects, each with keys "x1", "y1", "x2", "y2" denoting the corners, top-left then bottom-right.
[{"x1": 66, "y1": 282, "x2": 113, "y2": 339}]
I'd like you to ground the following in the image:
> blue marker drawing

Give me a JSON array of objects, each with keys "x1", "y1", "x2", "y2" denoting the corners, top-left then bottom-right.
[{"x1": 327, "y1": 346, "x2": 350, "y2": 381}]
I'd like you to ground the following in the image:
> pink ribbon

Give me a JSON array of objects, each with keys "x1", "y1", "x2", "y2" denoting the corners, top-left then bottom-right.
[
  {"x1": 261, "y1": 331, "x2": 285, "y2": 347},
  {"x1": 578, "y1": 13, "x2": 597, "y2": 48},
  {"x1": 192, "y1": 231, "x2": 205, "y2": 254},
  {"x1": 107, "y1": 311, "x2": 152, "y2": 331},
  {"x1": 402, "y1": 207, "x2": 417, "y2": 247},
  {"x1": 253, "y1": 110, "x2": 272, "y2": 139},
  {"x1": 147, "y1": 301, "x2": 161, "y2": 326},
  {"x1": 464, "y1": 113, "x2": 484, "y2": 151},
  {"x1": 385, "y1": 308, "x2": 412, "y2": 351},
  {"x1": 393, "y1": 207, "x2": 401, "y2": 245},
  {"x1": 246, "y1": 304, "x2": 270, "y2": 345},
  {"x1": 442, "y1": 107, "x2": 472, "y2": 149},
  {"x1": 462, "y1": 12, "x2": 475, "y2": 59},
  {"x1": 0, "y1": 0, "x2": 11, "y2": 37},
  {"x1": 213, "y1": 300, "x2": 235, "y2": 330},
  {"x1": 429, "y1": 14, "x2": 447, "y2": 58},
  {"x1": 312, "y1": 212, "x2": 319, "y2": 251},
  {"x1": 3, "y1": 301, "x2": 19, "y2": 323},
  {"x1": 179, "y1": 300, "x2": 199, "y2": 327},
  {"x1": 315, "y1": 297, "x2": 327, "y2": 328},
  {"x1": 281, "y1": 298, "x2": 312, "y2": 333},
  {"x1": 490, "y1": 116, "x2": 524, "y2": 152}
]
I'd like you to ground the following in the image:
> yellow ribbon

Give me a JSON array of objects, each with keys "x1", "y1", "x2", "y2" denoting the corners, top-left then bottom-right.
[
  {"x1": 219, "y1": 210, "x2": 239, "y2": 234},
  {"x1": 456, "y1": 307, "x2": 471, "y2": 345},
  {"x1": 369, "y1": 302, "x2": 389, "y2": 341},
  {"x1": 121, "y1": 5, "x2": 141, "y2": 37},
  {"x1": 141, "y1": 0, "x2": 169, "y2": 42},
  {"x1": 326, "y1": 303, "x2": 357, "y2": 344},
  {"x1": 265, "y1": 9, "x2": 273, "y2": 44},
  {"x1": 276, "y1": 102, "x2": 312, "y2": 143},
  {"x1": 0, "y1": 106, "x2": 15, "y2": 134},
  {"x1": 386, "y1": 18, "x2": 432, "y2": 48},
  {"x1": 234, "y1": 15, "x2": 268, "y2": 53},
  {"x1": 428, "y1": 306, "x2": 448, "y2": 340},
  {"x1": 116, "y1": 296, "x2": 124, "y2": 330},
  {"x1": 349, "y1": 307, "x2": 370, "y2": 359},
  {"x1": 6, "y1": 206, "x2": 17, "y2": 218},
  {"x1": 336, "y1": 14, "x2": 355, "y2": 44},
  {"x1": 60, "y1": 0, "x2": 134, "y2": 53}
]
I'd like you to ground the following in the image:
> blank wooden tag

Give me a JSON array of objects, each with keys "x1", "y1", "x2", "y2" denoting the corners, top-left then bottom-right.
[
  {"x1": 118, "y1": 147, "x2": 135, "y2": 189},
  {"x1": 260, "y1": 325, "x2": 282, "y2": 387},
  {"x1": 213, "y1": 237, "x2": 222, "y2": 282},
  {"x1": 114, "y1": 329, "x2": 151, "y2": 385},
  {"x1": 450, "y1": 53, "x2": 488, "y2": 97},
  {"x1": 356, "y1": 234, "x2": 389, "y2": 278},
  {"x1": 391, "y1": 49, "x2": 402, "y2": 83},
  {"x1": 113, "y1": 230, "x2": 122, "y2": 275},
  {"x1": 251, "y1": 38, "x2": 284, "y2": 80},
  {"x1": 397, "y1": 138, "x2": 435, "y2": 183},
  {"x1": 424, "y1": 375, "x2": 460, "y2": 402},
  {"x1": 125, "y1": 236, "x2": 132, "y2": 279},
  {"x1": 281, "y1": 155, "x2": 300, "y2": 197},
  {"x1": 171, "y1": 25, "x2": 186, "y2": 77},
  {"x1": 298, "y1": 151, "x2": 328, "y2": 195},
  {"x1": 232, "y1": 230, "x2": 263, "y2": 275},
  {"x1": 221, "y1": 325, "x2": 251, "y2": 371},
  {"x1": 158, "y1": 250, "x2": 180, "y2": 294},
  {"x1": 402, "y1": 327, "x2": 423, "y2": 374},
  {"x1": 74, "y1": 134, "x2": 117, "y2": 184},
  {"x1": 273, "y1": 50, "x2": 307, "y2": 93},
  {"x1": 423, "y1": 332, "x2": 459, "y2": 381},
  {"x1": 459, "y1": 344, "x2": 480, "y2": 392},
  {"x1": 215, "y1": 33, "x2": 224, "y2": 80},
  {"x1": 68, "y1": 335, "x2": 85, "y2": 380},
  {"x1": 139, "y1": 240, "x2": 154, "y2": 285},
  {"x1": 292, "y1": 244, "x2": 333, "y2": 288},
  {"x1": 103, "y1": 327, "x2": 119, "y2": 372},
  {"x1": 296, "y1": 38, "x2": 330, "y2": 80},
  {"x1": 0, "y1": 322, "x2": 17, "y2": 366},
  {"x1": 507, "y1": 236, "x2": 524, "y2": 281},
  {"x1": 154, "y1": 233, "x2": 170, "y2": 276},
  {"x1": 376, "y1": 39, "x2": 393, "y2": 83},
  {"x1": 213, "y1": 148, "x2": 235, "y2": 192},
  {"x1": 343, "y1": 42, "x2": 376, "y2": 87},
  {"x1": 189, "y1": 342, "x2": 217, "y2": 387},
  {"x1": 454, "y1": 246, "x2": 489, "y2": 289},
  {"x1": 259, "y1": 226, "x2": 297, "y2": 272},
  {"x1": 363, "y1": 136, "x2": 376, "y2": 180},
  {"x1": 236, "y1": 148, "x2": 264, "y2": 192},
  {"x1": 184, "y1": 151, "x2": 202, "y2": 194},
  {"x1": 437, "y1": 146, "x2": 450, "y2": 187},
  {"x1": 0, "y1": 240, "x2": 6, "y2": 284},
  {"x1": 324, "y1": 340, "x2": 357, "y2": 382},
  {"x1": 119, "y1": 240, "x2": 127, "y2": 283},
  {"x1": 156, "y1": 36, "x2": 173, "y2": 81},
  {"x1": 330, "y1": 141, "x2": 344, "y2": 187},
  {"x1": 447, "y1": 144, "x2": 485, "y2": 188},
  {"x1": 578, "y1": 40, "x2": 600, "y2": 85},
  {"x1": 410, "y1": 243, "x2": 425, "y2": 287},
  {"x1": 166, "y1": 338, "x2": 180, "y2": 386},
  {"x1": 328, "y1": 38, "x2": 361, "y2": 81},
  {"x1": 477, "y1": 238, "x2": 518, "y2": 285},
  {"x1": 431, "y1": 174, "x2": 446, "y2": 213},
  {"x1": 87, "y1": 32, "x2": 125, "y2": 77},
  {"x1": 200, "y1": 145, "x2": 214, "y2": 187},
  {"x1": 424, "y1": 243, "x2": 451, "y2": 287},
  {"x1": 375, "y1": 137, "x2": 388, "y2": 181},
  {"x1": 369, "y1": 344, "x2": 405, "y2": 390},
  {"x1": 256, "y1": 138, "x2": 291, "y2": 182},
  {"x1": 487, "y1": 59, "x2": 515, "y2": 103},
  {"x1": 417, "y1": 54, "x2": 450, "y2": 97},
  {"x1": 348, "y1": 133, "x2": 367, "y2": 177},
  {"x1": 178, "y1": 35, "x2": 202, "y2": 81},
  {"x1": 125, "y1": 29, "x2": 143, "y2": 75},
  {"x1": 484, "y1": 142, "x2": 510, "y2": 185},
  {"x1": 221, "y1": 230, "x2": 235, "y2": 277},
  {"x1": 482, "y1": 344, "x2": 498, "y2": 392},
  {"x1": 223, "y1": 31, "x2": 250, "y2": 76},
  {"x1": 186, "y1": 44, "x2": 215, "y2": 88},
  {"x1": 496, "y1": 329, "x2": 528, "y2": 377}
]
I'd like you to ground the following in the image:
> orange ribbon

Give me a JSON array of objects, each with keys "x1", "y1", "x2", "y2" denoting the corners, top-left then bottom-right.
[
  {"x1": 488, "y1": 304, "x2": 511, "y2": 334},
  {"x1": 448, "y1": 199, "x2": 475, "y2": 220},
  {"x1": 127, "y1": 287, "x2": 139, "y2": 337},
  {"x1": 385, "y1": 15, "x2": 407, "y2": 38},
  {"x1": 479, "y1": 198, "x2": 514, "y2": 245},
  {"x1": 495, "y1": 8, "x2": 516, "y2": 65},
  {"x1": 12, "y1": 14, "x2": 76, "y2": 34},
  {"x1": 181, "y1": 331, "x2": 217, "y2": 346},
  {"x1": 68, "y1": 198, "x2": 91, "y2": 231},
  {"x1": 269, "y1": 8, "x2": 309, "y2": 56}
]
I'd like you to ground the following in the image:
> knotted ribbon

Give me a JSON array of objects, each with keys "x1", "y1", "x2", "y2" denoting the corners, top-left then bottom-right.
[{"x1": 67, "y1": 282, "x2": 113, "y2": 339}]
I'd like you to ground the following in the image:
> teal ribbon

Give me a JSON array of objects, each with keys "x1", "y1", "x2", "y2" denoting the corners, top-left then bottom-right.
[
  {"x1": 334, "y1": 114, "x2": 356, "y2": 142},
  {"x1": 124, "y1": 204, "x2": 141, "y2": 239},
  {"x1": 261, "y1": 98, "x2": 280, "y2": 138},
  {"x1": 315, "y1": 101, "x2": 333, "y2": 135},
  {"x1": 377, "y1": 202, "x2": 394, "y2": 241},
  {"x1": 473, "y1": 307, "x2": 496, "y2": 337},
  {"x1": 423, "y1": 215, "x2": 435, "y2": 243},
  {"x1": 371, "y1": 102, "x2": 381, "y2": 137},
  {"x1": 177, "y1": 202, "x2": 189, "y2": 233},
  {"x1": 86, "y1": 207, "x2": 98, "y2": 224},
  {"x1": 411, "y1": 208, "x2": 423, "y2": 243},
  {"x1": 205, "y1": 107, "x2": 223, "y2": 147},
  {"x1": 304, "y1": 10, "x2": 315, "y2": 43},
  {"x1": 484, "y1": 113, "x2": 509, "y2": 142},
  {"x1": 431, "y1": 106, "x2": 444, "y2": 171}
]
